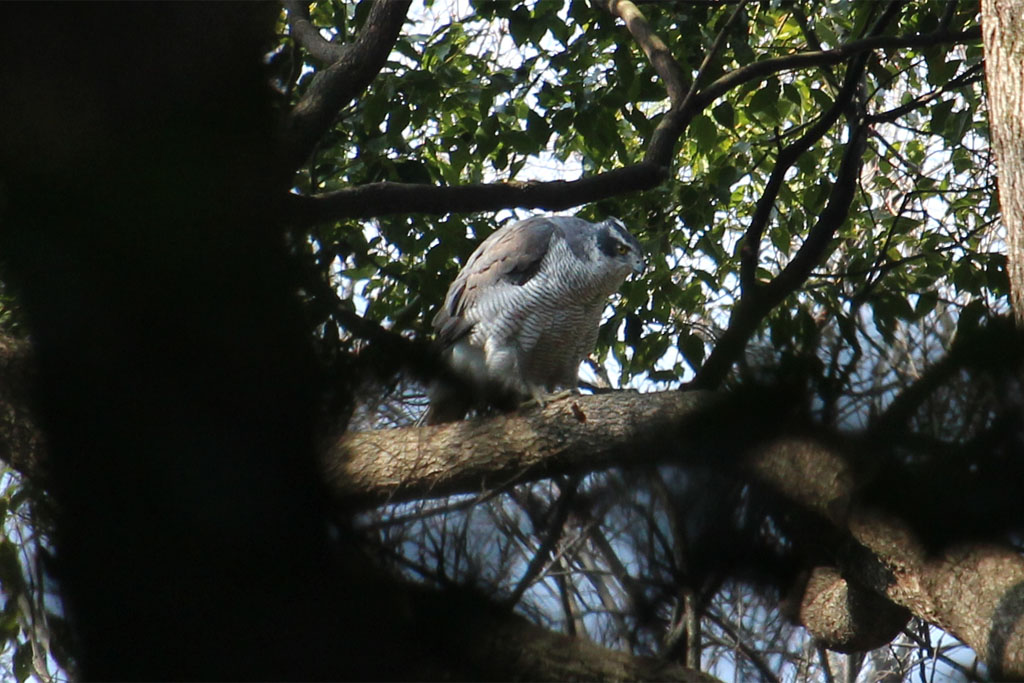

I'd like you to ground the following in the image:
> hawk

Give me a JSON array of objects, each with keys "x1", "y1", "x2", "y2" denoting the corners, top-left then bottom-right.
[{"x1": 424, "y1": 215, "x2": 644, "y2": 424}]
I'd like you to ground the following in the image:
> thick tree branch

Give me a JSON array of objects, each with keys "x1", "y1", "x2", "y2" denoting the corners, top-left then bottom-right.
[
  {"x1": 785, "y1": 565, "x2": 909, "y2": 654},
  {"x1": 326, "y1": 391, "x2": 715, "y2": 506},
  {"x1": 327, "y1": 390, "x2": 1024, "y2": 675},
  {"x1": 739, "y1": 435, "x2": 1024, "y2": 678},
  {"x1": 280, "y1": 0, "x2": 411, "y2": 171},
  {"x1": 287, "y1": 164, "x2": 667, "y2": 220}
]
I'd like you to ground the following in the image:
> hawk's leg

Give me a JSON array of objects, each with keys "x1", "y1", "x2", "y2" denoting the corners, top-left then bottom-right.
[{"x1": 517, "y1": 387, "x2": 578, "y2": 413}]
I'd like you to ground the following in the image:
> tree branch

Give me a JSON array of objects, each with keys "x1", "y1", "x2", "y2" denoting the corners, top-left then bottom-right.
[
  {"x1": 694, "y1": 27, "x2": 982, "y2": 110},
  {"x1": 280, "y1": 0, "x2": 411, "y2": 171},
  {"x1": 605, "y1": 0, "x2": 709, "y2": 170},
  {"x1": 766, "y1": 123, "x2": 868, "y2": 301},
  {"x1": 505, "y1": 476, "x2": 580, "y2": 607},
  {"x1": 285, "y1": 21, "x2": 978, "y2": 225},
  {"x1": 282, "y1": 0, "x2": 346, "y2": 64},
  {"x1": 867, "y1": 63, "x2": 984, "y2": 124},
  {"x1": 737, "y1": 58, "x2": 870, "y2": 296},
  {"x1": 413, "y1": 583, "x2": 720, "y2": 682},
  {"x1": 732, "y1": 0, "x2": 902, "y2": 298},
  {"x1": 327, "y1": 389, "x2": 1024, "y2": 676},
  {"x1": 694, "y1": 122, "x2": 868, "y2": 389},
  {"x1": 745, "y1": 436, "x2": 1024, "y2": 678},
  {"x1": 326, "y1": 391, "x2": 715, "y2": 506},
  {"x1": 287, "y1": 164, "x2": 667, "y2": 220},
  {"x1": 704, "y1": 610, "x2": 781, "y2": 683},
  {"x1": 607, "y1": 0, "x2": 689, "y2": 105}
]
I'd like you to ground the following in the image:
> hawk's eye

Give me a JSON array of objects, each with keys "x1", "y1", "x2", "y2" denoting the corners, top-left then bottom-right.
[{"x1": 616, "y1": 243, "x2": 630, "y2": 255}]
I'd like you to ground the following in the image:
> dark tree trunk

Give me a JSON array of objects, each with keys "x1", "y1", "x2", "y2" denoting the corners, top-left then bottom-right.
[{"x1": 0, "y1": 5, "x2": 395, "y2": 678}]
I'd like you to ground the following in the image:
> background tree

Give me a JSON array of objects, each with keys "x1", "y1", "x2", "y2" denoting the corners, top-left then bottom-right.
[
  {"x1": 0, "y1": 0, "x2": 1021, "y2": 680},
  {"x1": 983, "y1": 0, "x2": 1024, "y2": 322}
]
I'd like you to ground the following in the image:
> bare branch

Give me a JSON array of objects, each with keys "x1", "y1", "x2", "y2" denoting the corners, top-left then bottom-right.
[
  {"x1": 704, "y1": 610, "x2": 781, "y2": 683},
  {"x1": 505, "y1": 477, "x2": 580, "y2": 607}
]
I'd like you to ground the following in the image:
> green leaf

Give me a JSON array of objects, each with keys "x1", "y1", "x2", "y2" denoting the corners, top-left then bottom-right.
[
  {"x1": 690, "y1": 114, "x2": 717, "y2": 154},
  {"x1": 508, "y1": 7, "x2": 531, "y2": 46},
  {"x1": 526, "y1": 110, "x2": 552, "y2": 145},
  {"x1": 915, "y1": 290, "x2": 939, "y2": 318},
  {"x1": 678, "y1": 332, "x2": 705, "y2": 369},
  {"x1": 749, "y1": 79, "x2": 780, "y2": 120},
  {"x1": 712, "y1": 101, "x2": 735, "y2": 128},
  {"x1": 13, "y1": 642, "x2": 32, "y2": 683},
  {"x1": 0, "y1": 541, "x2": 25, "y2": 598}
]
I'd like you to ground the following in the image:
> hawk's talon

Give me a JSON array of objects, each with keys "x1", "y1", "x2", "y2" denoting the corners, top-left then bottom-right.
[{"x1": 518, "y1": 389, "x2": 578, "y2": 413}]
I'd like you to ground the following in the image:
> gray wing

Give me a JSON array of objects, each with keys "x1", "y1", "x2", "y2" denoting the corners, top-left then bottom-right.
[{"x1": 432, "y1": 216, "x2": 556, "y2": 347}]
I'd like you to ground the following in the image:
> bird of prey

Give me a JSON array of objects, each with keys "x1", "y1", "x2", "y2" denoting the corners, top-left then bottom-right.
[{"x1": 423, "y1": 215, "x2": 644, "y2": 424}]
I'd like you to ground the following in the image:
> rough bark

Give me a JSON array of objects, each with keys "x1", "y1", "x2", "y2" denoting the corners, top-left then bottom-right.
[
  {"x1": 330, "y1": 394, "x2": 1024, "y2": 675},
  {"x1": 752, "y1": 438, "x2": 1024, "y2": 679},
  {"x1": 788, "y1": 566, "x2": 909, "y2": 654},
  {"x1": 982, "y1": 0, "x2": 1024, "y2": 323},
  {"x1": 326, "y1": 390, "x2": 713, "y2": 505}
]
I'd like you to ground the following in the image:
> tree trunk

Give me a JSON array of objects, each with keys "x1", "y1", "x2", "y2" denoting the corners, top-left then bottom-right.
[{"x1": 983, "y1": 0, "x2": 1024, "y2": 322}]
